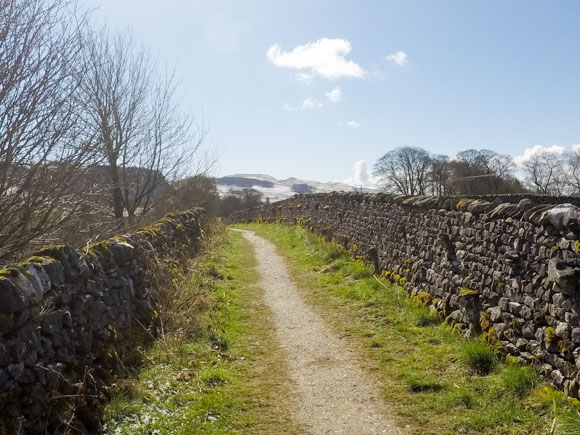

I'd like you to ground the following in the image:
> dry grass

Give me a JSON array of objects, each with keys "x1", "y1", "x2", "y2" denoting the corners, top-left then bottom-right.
[{"x1": 104, "y1": 226, "x2": 303, "y2": 434}]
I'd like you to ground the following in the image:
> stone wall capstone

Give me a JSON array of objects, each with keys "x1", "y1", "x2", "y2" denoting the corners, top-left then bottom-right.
[
  {"x1": 231, "y1": 193, "x2": 580, "y2": 397},
  {"x1": 0, "y1": 208, "x2": 206, "y2": 433}
]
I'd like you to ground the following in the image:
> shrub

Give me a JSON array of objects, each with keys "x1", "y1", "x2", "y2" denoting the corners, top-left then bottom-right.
[{"x1": 462, "y1": 340, "x2": 496, "y2": 375}]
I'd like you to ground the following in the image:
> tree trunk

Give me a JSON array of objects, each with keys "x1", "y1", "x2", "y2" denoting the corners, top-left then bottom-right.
[{"x1": 107, "y1": 160, "x2": 125, "y2": 222}]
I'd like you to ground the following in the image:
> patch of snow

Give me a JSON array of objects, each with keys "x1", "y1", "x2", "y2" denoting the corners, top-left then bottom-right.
[{"x1": 217, "y1": 173, "x2": 378, "y2": 202}]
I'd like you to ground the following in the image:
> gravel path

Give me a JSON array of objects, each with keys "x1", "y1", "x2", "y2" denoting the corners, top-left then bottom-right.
[{"x1": 233, "y1": 229, "x2": 400, "y2": 435}]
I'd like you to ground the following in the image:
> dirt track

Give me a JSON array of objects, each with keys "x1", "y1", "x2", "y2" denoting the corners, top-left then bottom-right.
[{"x1": 232, "y1": 229, "x2": 399, "y2": 434}]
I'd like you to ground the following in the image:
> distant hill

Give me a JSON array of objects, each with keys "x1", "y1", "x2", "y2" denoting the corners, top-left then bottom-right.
[{"x1": 216, "y1": 173, "x2": 378, "y2": 202}]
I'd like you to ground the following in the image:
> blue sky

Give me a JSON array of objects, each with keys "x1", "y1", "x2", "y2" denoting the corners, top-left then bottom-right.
[{"x1": 83, "y1": 0, "x2": 580, "y2": 185}]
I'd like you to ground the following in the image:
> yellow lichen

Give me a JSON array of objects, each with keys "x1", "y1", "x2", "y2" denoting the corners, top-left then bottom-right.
[
  {"x1": 559, "y1": 339, "x2": 571, "y2": 353},
  {"x1": 480, "y1": 311, "x2": 491, "y2": 330},
  {"x1": 545, "y1": 327, "x2": 556, "y2": 343},
  {"x1": 456, "y1": 198, "x2": 470, "y2": 210},
  {"x1": 35, "y1": 244, "x2": 66, "y2": 256},
  {"x1": 415, "y1": 291, "x2": 431, "y2": 304},
  {"x1": 0, "y1": 268, "x2": 19, "y2": 278},
  {"x1": 481, "y1": 328, "x2": 503, "y2": 351},
  {"x1": 506, "y1": 354, "x2": 520, "y2": 365},
  {"x1": 20, "y1": 256, "x2": 52, "y2": 267}
]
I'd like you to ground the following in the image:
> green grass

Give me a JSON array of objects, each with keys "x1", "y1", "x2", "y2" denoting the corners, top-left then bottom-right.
[
  {"x1": 462, "y1": 340, "x2": 497, "y2": 375},
  {"x1": 235, "y1": 222, "x2": 580, "y2": 434},
  {"x1": 103, "y1": 227, "x2": 302, "y2": 434},
  {"x1": 501, "y1": 364, "x2": 540, "y2": 398}
]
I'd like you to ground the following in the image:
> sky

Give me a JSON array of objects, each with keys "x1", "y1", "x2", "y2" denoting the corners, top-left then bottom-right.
[{"x1": 82, "y1": 0, "x2": 580, "y2": 186}]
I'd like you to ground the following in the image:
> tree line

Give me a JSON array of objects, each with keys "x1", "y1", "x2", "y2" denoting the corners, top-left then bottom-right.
[
  {"x1": 0, "y1": 0, "x2": 215, "y2": 260},
  {"x1": 373, "y1": 146, "x2": 580, "y2": 197}
]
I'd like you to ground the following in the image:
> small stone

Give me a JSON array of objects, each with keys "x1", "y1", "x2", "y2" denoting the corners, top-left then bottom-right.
[
  {"x1": 488, "y1": 306, "x2": 502, "y2": 322},
  {"x1": 556, "y1": 322, "x2": 571, "y2": 339},
  {"x1": 571, "y1": 328, "x2": 580, "y2": 344},
  {"x1": 0, "y1": 278, "x2": 27, "y2": 314}
]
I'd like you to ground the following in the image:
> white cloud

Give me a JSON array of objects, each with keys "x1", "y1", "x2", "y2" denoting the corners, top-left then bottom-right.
[
  {"x1": 325, "y1": 87, "x2": 342, "y2": 103},
  {"x1": 344, "y1": 160, "x2": 378, "y2": 188},
  {"x1": 383, "y1": 50, "x2": 408, "y2": 66},
  {"x1": 572, "y1": 144, "x2": 580, "y2": 153},
  {"x1": 283, "y1": 98, "x2": 323, "y2": 112},
  {"x1": 514, "y1": 144, "x2": 566, "y2": 166},
  {"x1": 301, "y1": 97, "x2": 323, "y2": 110},
  {"x1": 295, "y1": 72, "x2": 314, "y2": 85},
  {"x1": 347, "y1": 120, "x2": 360, "y2": 128},
  {"x1": 267, "y1": 38, "x2": 366, "y2": 81}
]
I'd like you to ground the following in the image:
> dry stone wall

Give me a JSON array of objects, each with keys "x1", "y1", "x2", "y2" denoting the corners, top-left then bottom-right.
[
  {"x1": 0, "y1": 209, "x2": 206, "y2": 433},
  {"x1": 231, "y1": 193, "x2": 580, "y2": 398}
]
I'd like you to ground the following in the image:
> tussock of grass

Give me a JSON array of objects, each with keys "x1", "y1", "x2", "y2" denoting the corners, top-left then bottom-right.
[
  {"x1": 445, "y1": 389, "x2": 476, "y2": 409},
  {"x1": 462, "y1": 340, "x2": 497, "y2": 375},
  {"x1": 324, "y1": 243, "x2": 347, "y2": 262},
  {"x1": 236, "y1": 222, "x2": 580, "y2": 434},
  {"x1": 415, "y1": 312, "x2": 440, "y2": 327},
  {"x1": 502, "y1": 364, "x2": 540, "y2": 398},
  {"x1": 404, "y1": 374, "x2": 445, "y2": 393}
]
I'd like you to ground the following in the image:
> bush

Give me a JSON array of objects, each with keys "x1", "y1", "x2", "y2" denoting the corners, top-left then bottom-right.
[{"x1": 462, "y1": 340, "x2": 496, "y2": 375}]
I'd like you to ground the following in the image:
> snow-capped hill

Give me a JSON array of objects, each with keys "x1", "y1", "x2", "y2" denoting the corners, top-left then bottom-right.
[
  {"x1": 216, "y1": 174, "x2": 378, "y2": 202},
  {"x1": 226, "y1": 173, "x2": 279, "y2": 184}
]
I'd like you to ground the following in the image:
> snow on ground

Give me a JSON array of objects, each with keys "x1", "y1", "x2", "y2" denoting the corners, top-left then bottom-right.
[{"x1": 217, "y1": 173, "x2": 378, "y2": 202}]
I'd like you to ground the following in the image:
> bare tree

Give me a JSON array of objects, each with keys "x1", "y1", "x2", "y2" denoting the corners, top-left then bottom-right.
[
  {"x1": 428, "y1": 154, "x2": 450, "y2": 196},
  {"x1": 477, "y1": 149, "x2": 517, "y2": 193},
  {"x1": 565, "y1": 148, "x2": 580, "y2": 195},
  {"x1": 448, "y1": 149, "x2": 522, "y2": 195},
  {"x1": 521, "y1": 151, "x2": 565, "y2": 195},
  {"x1": 162, "y1": 175, "x2": 220, "y2": 217},
  {"x1": 218, "y1": 187, "x2": 264, "y2": 216},
  {"x1": 0, "y1": 0, "x2": 95, "y2": 259},
  {"x1": 449, "y1": 149, "x2": 490, "y2": 195},
  {"x1": 76, "y1": 26, "x2": 208, "y2": 224},
  {"x1": 374, "y1": 146, "x2": 431, "y2": 195}
]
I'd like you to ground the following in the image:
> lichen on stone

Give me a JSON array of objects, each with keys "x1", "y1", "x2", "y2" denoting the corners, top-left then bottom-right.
[{"x1": 545, "y1": 327, "x2": 556, "y2": 344}]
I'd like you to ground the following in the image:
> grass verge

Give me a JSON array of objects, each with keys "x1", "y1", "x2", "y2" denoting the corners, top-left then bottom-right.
[
  {"x1": 103, "y1": 226, "x2": 302, "y2": 434},
  {"x1": 235, "y1": 222, "x2": 580, "y2": 435}
]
